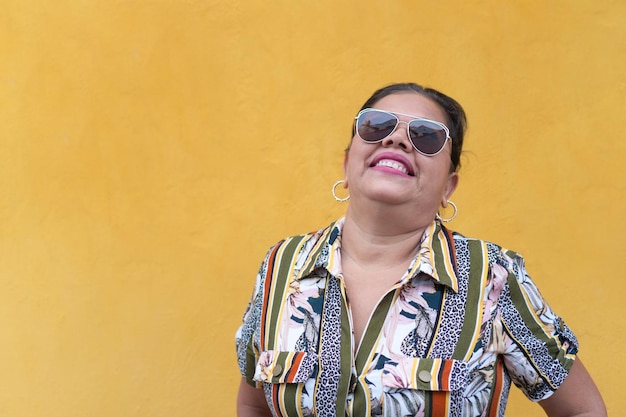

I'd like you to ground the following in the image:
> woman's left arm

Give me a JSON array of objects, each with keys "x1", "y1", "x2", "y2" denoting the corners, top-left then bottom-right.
[{"x1": 539, "y1": 358, "x2": 607, "y2": 417}]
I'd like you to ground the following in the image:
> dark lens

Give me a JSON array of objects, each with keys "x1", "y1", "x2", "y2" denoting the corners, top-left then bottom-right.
[
  {"x1": 408, "y1": 120, "x2": 447, "y2": 154},
  {"x1": 357, "y1": 110, "x2": 398, "y2": 142}
]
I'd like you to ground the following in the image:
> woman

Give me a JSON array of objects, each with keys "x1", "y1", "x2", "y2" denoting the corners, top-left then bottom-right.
[{"x1": 236, "y1": 83, "x2": 606, "y2": 416}]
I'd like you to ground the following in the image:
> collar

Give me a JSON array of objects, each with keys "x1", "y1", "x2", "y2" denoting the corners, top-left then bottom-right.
[{"x1": 295, "y1": 218, "x2": 459, "y2": 292}]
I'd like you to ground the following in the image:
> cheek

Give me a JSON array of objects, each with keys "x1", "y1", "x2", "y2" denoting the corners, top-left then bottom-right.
[
  {"x1": 345, "y1": 142, "x2": 369, "y2": 168},
  {"x1": 419, "y1": 159, "x2": 452, "y2": 186}
]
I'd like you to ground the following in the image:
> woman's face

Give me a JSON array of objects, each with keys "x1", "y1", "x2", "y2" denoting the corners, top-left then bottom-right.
[{"x1": 344, "y1": 92, "x2": 458, "y2": 219}]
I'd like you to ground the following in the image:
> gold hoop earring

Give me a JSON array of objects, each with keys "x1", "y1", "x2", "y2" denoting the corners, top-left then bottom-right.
[
  {"x1": 332, "y1": 180, "x2": 350, "y2": 202},
  {"x1": 436, "y1": 201, "x2": 457, "y2": 222}
]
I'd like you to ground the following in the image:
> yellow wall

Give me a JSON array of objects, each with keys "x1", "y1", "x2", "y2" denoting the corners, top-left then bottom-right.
[{"x1": 1, "y1": 1, "x2": 624, "y2": 415}]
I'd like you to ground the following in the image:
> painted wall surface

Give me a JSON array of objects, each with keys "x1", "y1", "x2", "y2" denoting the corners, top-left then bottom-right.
[{"x1": 1, "y1": 1, "x2": 624, "y2": 415}]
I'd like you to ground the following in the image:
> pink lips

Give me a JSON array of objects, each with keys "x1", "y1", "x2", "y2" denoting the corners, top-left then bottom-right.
[{"x1": 370, "y1": 152, "x2": 415, "y2": 176}]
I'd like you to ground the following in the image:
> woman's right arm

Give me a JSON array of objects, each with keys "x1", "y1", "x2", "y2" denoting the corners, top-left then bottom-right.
[{"x1": 237, "y1": 378, "x2": 273, "y2": 417}]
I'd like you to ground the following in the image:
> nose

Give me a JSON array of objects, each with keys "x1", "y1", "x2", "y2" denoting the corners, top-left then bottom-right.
[{"x1": 382, "y1": 120, "x2": 412, "y2": 152}]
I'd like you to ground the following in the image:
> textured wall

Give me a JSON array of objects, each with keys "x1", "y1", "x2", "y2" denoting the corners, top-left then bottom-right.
[{"x1": 1, "y1": 1, "x2": 624, "y2": 415}]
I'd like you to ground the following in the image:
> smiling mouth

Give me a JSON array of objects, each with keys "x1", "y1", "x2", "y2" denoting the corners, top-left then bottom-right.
[{"x1": 373, "y1": 159, "x2": 413, "y2": 176}]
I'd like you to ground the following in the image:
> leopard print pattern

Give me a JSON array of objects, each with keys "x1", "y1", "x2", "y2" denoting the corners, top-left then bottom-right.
[
  {"x1": 315, "y1": 242, "x2": 330, "y2": 268},
  {"x1": 236, "y1": 251, "x2": 269, "y2": 375},
  {"x1": 430, "y1": 238, "x2": 470, "y2": 358},
  {"x1": 314, "y1": 275, "x2": 342, "y2": 416},
  {"x1": 427, "y1": 237, "x2": 471, "y2": 416},
  {"x1": 499, "y1": 251, "x2": 574, "y2": 400},
  {"x1": 498, "y1": 283, "x2": 565, "y2": 400}
]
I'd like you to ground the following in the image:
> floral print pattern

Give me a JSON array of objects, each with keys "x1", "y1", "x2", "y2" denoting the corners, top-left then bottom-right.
[{"x1": 236, "y1": 219, "x2": 578, "y2": 416}]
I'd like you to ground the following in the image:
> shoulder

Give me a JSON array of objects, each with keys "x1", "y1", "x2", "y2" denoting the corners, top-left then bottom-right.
[
  {"x1": 269, "y1": 223, "x2": 334, "y2": 256},
  {"x1": 446, "y1": 227, "x2": 525, "y2": 271},
  {"x1": 261, "y1": 221, "x2": 338, "y2": 274}
]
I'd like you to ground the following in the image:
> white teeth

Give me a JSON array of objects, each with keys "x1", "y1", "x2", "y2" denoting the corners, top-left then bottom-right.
[{"x1": 375, "y1": 159, "x2": 409, "y2": 174}]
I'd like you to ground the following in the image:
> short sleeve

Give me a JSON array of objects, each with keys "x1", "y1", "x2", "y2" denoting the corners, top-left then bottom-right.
[
  {"x1": 496, "y1": 251, "x2": 578, "y2": 401},
  {"x1": 235, "y1": 247, "x2": 273, "y2": 386}
]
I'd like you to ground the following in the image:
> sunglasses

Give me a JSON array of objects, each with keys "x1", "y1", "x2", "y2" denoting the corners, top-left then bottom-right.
[{"x1": 355, "y1": 108, "x2": 451, "y2": 156}]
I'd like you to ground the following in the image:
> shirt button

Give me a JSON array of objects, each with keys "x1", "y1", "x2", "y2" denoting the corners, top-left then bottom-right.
[
  {"x1": 418, "y1": 370, "x2": 432, "y2": 383},
  {"x1": 273, "y1": 364, "x2": 283, "y2": 376}
]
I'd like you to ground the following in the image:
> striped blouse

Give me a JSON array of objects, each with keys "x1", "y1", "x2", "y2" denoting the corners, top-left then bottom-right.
[{"x1": 236, "y1": 218, "x2": 578, "y2": 417}]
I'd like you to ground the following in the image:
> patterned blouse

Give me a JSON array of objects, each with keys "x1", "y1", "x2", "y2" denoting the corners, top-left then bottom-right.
[{"x1": 236, "y1": 218, "x2": 578, "y2": 417}]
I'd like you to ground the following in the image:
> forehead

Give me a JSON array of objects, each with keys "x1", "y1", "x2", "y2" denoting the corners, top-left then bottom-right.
[{"x1": 371, "y1": 93, "x2": 447, "y2": 124}]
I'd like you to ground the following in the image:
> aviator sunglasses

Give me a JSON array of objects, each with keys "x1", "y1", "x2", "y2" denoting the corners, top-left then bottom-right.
[{"x1": 355, "y1": 108, "x2": 451, "y2": 156}]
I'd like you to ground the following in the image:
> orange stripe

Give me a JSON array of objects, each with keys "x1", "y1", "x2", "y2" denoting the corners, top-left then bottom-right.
[
  {"x1": 259, "y1": 242, "x2": 283, "y2": 349},
  {"x1": 438, "y1": 359, "x2": 453, "y2": 391},
  {"x1": 487, "y1": 358, "x2": 505, "y2": 417},
  {"x1": 285, "y1": 353, "x2": 304, "y2": 383},
  {"x1": 430, "y1": 391, "x2": 448, "y2": 417}
]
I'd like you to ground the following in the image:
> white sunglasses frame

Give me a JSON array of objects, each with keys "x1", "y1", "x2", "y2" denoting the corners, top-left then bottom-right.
[{"x1": 355, "y1": 108, "x2": 452, "y2": 156}]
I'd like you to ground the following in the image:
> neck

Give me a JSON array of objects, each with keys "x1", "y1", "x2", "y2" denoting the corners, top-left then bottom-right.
[{"x1": 341, "y1": 205, "x2": 432, "y2": 268}]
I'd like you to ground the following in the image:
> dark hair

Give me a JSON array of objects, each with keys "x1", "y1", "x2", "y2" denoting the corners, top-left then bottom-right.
[{"x1": 352, "y1": 82, "x2": 467, "y2": 172}]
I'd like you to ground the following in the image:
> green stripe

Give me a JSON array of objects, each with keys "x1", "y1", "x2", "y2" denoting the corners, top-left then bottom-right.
[
  {"x1": 265, "y1": 235, "x2": 306, "y2": 349},
  {"x1": 298, "y1": 222, "x2": 336, "y2": 278},
  {"x1": 281, "y1": 383, "x2": 301, "y2": 416},
  {"x1": 452, "y1": 240, "x2": 485, "y2": 359},
  {"x1": 352, "y1": 382, "x2": 368, "y2": 417},
  {"x1": 352, "y1": 290, "x2": 396, "y2": 417},
  {"x1": 335, "y1": 290, "x2": 352, "y2": 417},
  {"x1": 424, "y1": 392, "x2": 433, "y2": 417},
  {"x1": 355, "y1": 290, "x2": 396, "y2": 372},
  {"x1": 244, "y1": 339, "x2": 257, "y2": 385},
  {"x1": 431, "y1": 226, "x2": 455, "y2": 289},
  {"x1": 506, "y1": 271, "x2": 559, "y2": 352},
  {"x1": 504, "y1": 265, "x2": 577, "y2": 385}
]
